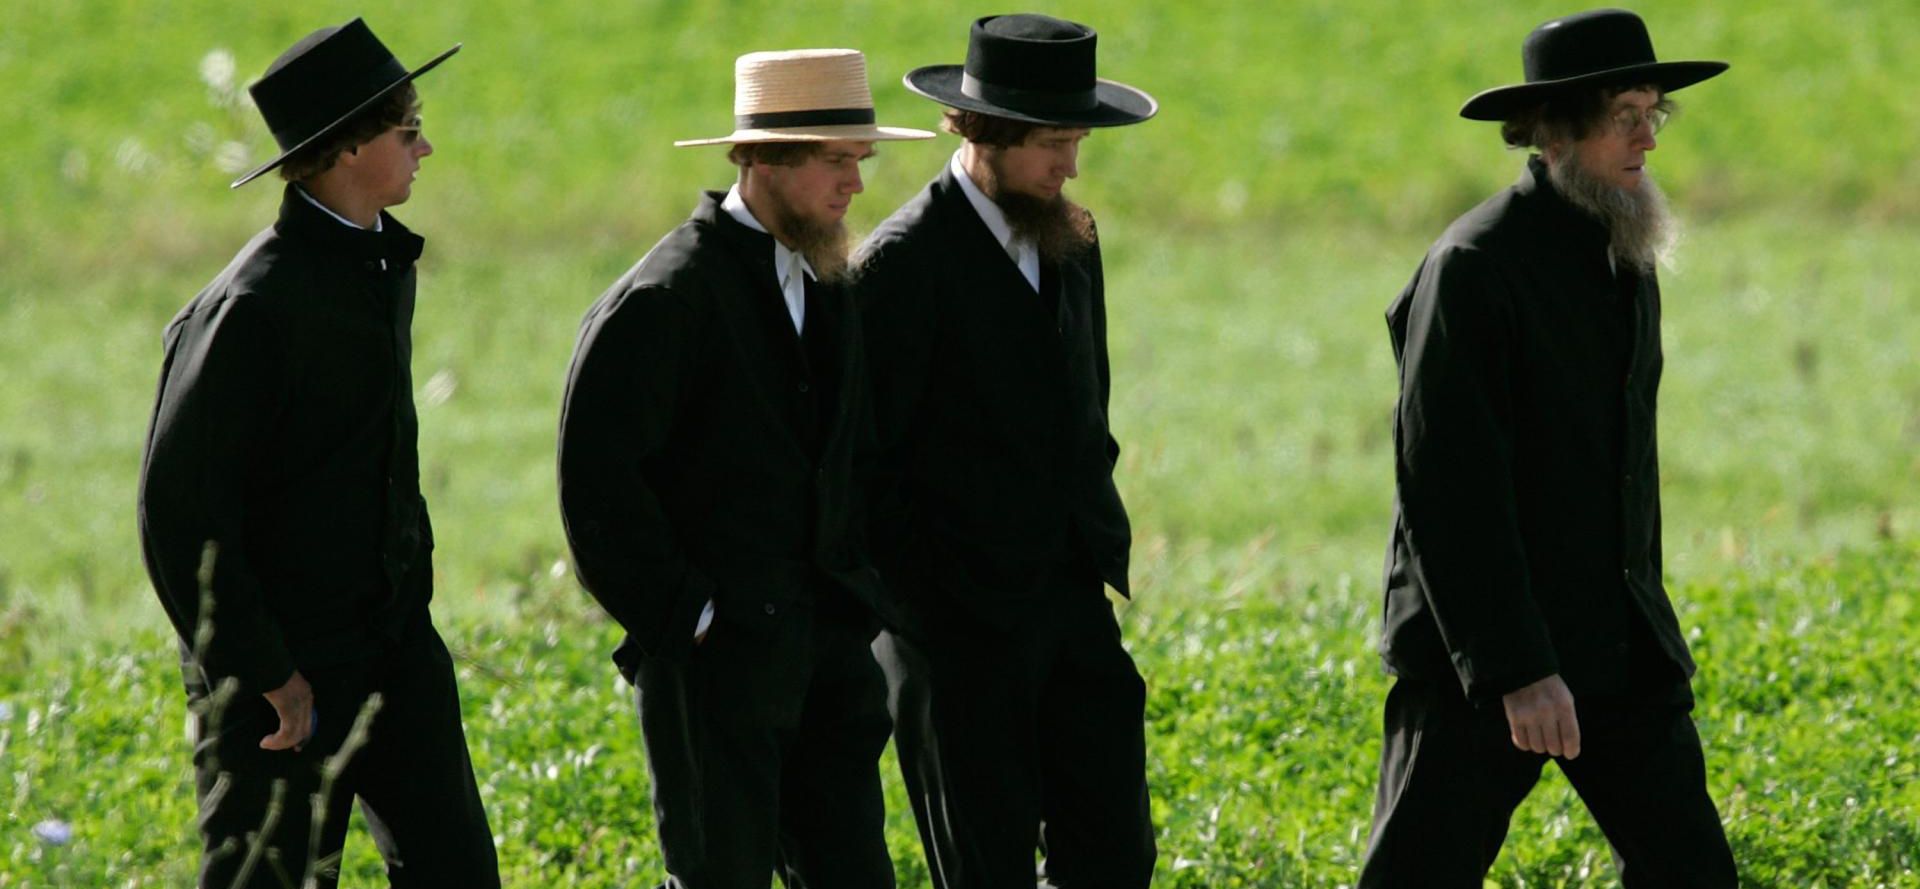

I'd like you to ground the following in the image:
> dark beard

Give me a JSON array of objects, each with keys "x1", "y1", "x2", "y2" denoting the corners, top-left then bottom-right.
[
  {"x1": 1545, "y1": 151, "x2": 1677, "y2": 273},
  {"x1": 764, "y1": 191, "x2": 852, "y2": 284},
  {"x1": 979, "y1": 158, "x2": 1096, "y2": 263}
]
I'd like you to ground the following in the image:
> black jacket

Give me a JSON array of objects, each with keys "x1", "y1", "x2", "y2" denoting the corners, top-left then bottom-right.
[
  {"x1": 1383, "y1": 156, "x2": 1694, "y2": 703},
  {"x1": 558, "y1": 192, "x2": 889, "y2": 688},
  {"x1": 855, "y1": 168, "x2": 1131, "y2": 627},
  {"x1": 139, "y1": 186, "x2": 434, "y2": 697}
]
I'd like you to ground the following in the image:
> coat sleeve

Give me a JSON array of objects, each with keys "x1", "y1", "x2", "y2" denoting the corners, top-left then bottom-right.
[
  {"x1": 843, "y1": 303, "x2": 879, "y2": 571},
  {"x1": 1394, "y1": 246, "x2": 1558, "y2": 701},
  {"x1": 557, "y1": 284, "x2": 715, "y2": 662},
  {"x1": 850, "y1": 239, "x2": 940, "y2": 624},
  {"x1": 138, "y1": 294, "x2": 297, "y2": 698},
  {"x1": 1088, "y1": 235, "x2": 1120, "y2": 468}
]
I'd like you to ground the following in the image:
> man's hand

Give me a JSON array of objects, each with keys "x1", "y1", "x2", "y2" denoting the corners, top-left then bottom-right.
[
  {"x1": 1501, "y1": 673, "x2": 1580, "y2": 759},
  {"x1": 260, "y1": 670, "x2": 315, "y2": 752}
]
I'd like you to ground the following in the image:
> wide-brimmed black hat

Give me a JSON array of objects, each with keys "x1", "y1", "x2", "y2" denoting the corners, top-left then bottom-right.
[
  {"x1": 1459, "y1": 8, "x2": 1726, "y2": 122},
  {"x1": 230, "y1": 18, "x2": 459, "y2": 188},
  {"x1": 904, "y1": 14, "x2": 1156, "y2": 128}
]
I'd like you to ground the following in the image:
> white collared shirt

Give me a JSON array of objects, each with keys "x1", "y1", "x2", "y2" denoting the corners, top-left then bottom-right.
[
  {"x1": 722, "y1": 184, "x2": 814, "y2": 334},
  {"x1": 295, "y1": 184, "x2": 383, "y2": 233},
  {"x1": 951, "y1": 150, "x2": 1041, "y2": 293}
]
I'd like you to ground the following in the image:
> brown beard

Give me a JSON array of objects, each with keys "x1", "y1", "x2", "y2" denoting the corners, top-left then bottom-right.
[
  {"x1": 1545, "y1": 150, "x2": 1678, "y2": 273},
  {"x1": 762, "y1": 188, "x2": 853, "y2": 284},
  {"x1": 978, "y1": 154, "x2": 1096, "y2": 263}
]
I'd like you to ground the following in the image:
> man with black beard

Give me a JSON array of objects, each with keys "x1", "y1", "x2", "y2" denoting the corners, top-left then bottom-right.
[
  {"x1": 854, "y1": 15, "x2": 1158, "y2": 889},
  {"x1": 1362, "y1": 9, "x2": 1737, "y2": 887},
  {"x1": 558, "y1": 49, "x2": 930, "y2": 888}
]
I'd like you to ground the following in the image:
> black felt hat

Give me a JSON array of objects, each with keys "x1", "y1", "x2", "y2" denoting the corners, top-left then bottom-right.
[
  {"x1": 1459, "y1": 8, "x2": 1726, "y2": 122},
  {"x1": 230, "y1": 18, "x2": 459, "y2": 188},
  {"x1": 904, "y1": 14, "x2": 1156, "y2": 128}
]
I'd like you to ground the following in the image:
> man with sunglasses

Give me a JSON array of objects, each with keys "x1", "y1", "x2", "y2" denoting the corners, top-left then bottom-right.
[
  {"x1": 139, "y1": 20, "x2": 497, "y2": 887},
  {"x1": 1363, "y1": 9, "x2": 1738, "y2": 886}
]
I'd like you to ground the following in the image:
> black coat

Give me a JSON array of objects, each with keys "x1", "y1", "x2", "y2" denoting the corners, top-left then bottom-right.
[
  {"x1": 1382, "y1": 156, "x2": 1694, "y2": 703},
  {"x1": 139, "y1": 186, "x2": 434, "y2": 697},
  {"x1": 558, "y1": 192, "x2": 890, "y2": 690},
  {"x1": 854, "y1": 169, "x2": 1131, "y2": 627}
]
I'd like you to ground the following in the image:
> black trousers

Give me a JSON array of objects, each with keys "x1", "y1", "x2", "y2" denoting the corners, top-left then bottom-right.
[
  {"x1": 876, "y1": 578, "x2": 1156, "y2": 889},
  {"x1": 1358, "y1": 676, "x2": 1737, "y2": 888},
  {"x1": 187, "y1": 617, "x2": 499, "y2": 889},
  {"x1": 635, "y1": 604, "x2": 895, "y2": 889}
]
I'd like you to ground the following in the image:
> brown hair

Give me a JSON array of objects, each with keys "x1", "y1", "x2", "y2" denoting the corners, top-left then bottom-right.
[
  {"x1": 940, "y1": 109, "x2": 1042, "y2": 147},
  {"x1": 279, "y1": 84, "x2": 419, "y2": 182},
  {"x1": 1500, "y1": 84, "x2": 1674, "y2": 151},
  {"x1": 726, "y1": 141, "x2": 824, "y2": 168}
]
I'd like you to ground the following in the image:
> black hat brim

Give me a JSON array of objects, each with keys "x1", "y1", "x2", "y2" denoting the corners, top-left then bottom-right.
[
  {"x1": 903, "y1": 64, "x2": 1157, "y2": 128},
  {"x1": 1459, "y1": 59, "x2": 1727, "y2": 121},
  {"x1": 230, "y1": 43, "x2": 461, "y2": 189}
]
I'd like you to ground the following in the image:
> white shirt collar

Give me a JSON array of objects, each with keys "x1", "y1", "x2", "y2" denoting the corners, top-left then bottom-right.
[
  {"x1": 294, "y1": 184, "x2": 382, "y2": 232},
  {"x1": 722, "y1": 184, "x2": 814, "y2": 290}
]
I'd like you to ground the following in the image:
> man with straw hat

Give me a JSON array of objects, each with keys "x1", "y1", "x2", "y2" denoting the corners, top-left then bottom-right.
[
  {"x1": 853, "y1": 14, "x2": 1158, "y2": 888},
  {"x1": 1363, "y1": 9, "x2": 1736, "y2": 885},
  {"x1": 558, "y1": 48, "x2": 930, "y2": 888},
  {"x1": 138, "y1": 18, "x2": 498, "y2": 888}
]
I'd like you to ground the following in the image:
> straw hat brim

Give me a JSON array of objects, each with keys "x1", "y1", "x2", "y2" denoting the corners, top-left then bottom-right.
[
  {"x1": 230, "y1": 43, "x2": 461, "y2": 189},
  {"x1": 675, "y1": 123, "x2": 934, "y2": 147}
]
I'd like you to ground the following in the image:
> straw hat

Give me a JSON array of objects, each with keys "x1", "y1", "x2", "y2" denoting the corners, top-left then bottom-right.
[{"x1": 676, "y1": 49, "x2": 934, "y2": 146}]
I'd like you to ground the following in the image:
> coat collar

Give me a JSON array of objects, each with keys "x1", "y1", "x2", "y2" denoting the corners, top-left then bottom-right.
[
  {"x1": 720, "y1": 184, "x2": 817, "y2": 290},
  {"x1": 692, "y1": 188, "x2": 779, "y2": 262},
  {"x1": 274, "y1": 183, "x2": 424, "y2": 267},
  {"x1": 1515, "y1": 155, "x2": 1613, "y2": 258},
  {"x1": 930, "y1": 167, "x2": 1040, "y2": 279}
]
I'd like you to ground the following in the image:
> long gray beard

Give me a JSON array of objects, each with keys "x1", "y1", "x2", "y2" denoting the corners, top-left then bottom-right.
[{"x1": 1546, "y1": 151, "x2": 1679, "y2": 273}]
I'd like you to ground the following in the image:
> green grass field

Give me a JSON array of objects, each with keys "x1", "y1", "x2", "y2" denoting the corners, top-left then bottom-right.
[{"x1": 3, "y1": 0, "x2": 1918, "y2": 885}]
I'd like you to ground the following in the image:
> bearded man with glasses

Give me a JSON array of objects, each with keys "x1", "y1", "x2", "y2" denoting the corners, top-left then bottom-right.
[{"x1": 1362, "y1": 9, "x2": 1738, "y2": 887}]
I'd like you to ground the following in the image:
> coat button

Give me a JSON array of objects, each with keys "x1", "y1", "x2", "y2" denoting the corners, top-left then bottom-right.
[{"x1": 763, "y1": 602, "x2": 777, "y2": 615}]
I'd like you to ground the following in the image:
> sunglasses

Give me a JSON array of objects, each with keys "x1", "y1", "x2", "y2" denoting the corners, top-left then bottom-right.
[{"x1": 394, "y1": 115, "x2": 424, "y2": 147}]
